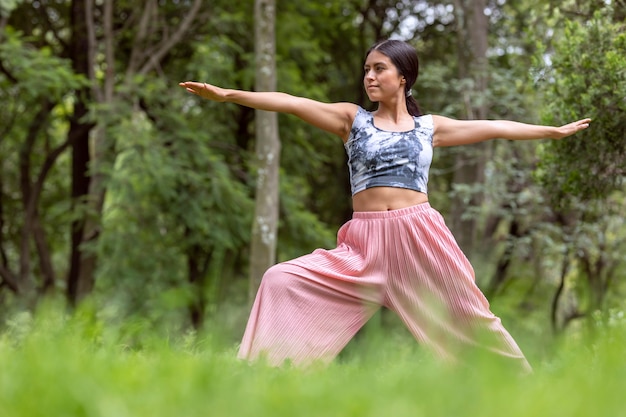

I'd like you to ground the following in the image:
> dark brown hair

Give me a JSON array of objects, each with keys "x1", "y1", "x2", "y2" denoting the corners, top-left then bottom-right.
[{"x1": 366, "y1": 39, "x2": 422, "y2": 116}]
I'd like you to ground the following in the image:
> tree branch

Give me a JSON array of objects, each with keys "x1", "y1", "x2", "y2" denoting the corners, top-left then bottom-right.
[
  {"x1": 138, "y1": 0, "x2": 203, "y2": 76},
  {"x1": 126, "y1": 0, "x2": 157, "y2": 78},
  {"x1": 33, "y1": 216, "x2": 56, "y2": 292},
  {"x1": 85, "y1": 0, "x2": 103, "y2": 102},
  {"x1": 19, "y1": 100, "x2": 56, "y2": 287},
  {"x1": 0, "y1": 262, "x2": 19, "y2": 293},
  {"x1": 103, "y1": 0, "x2": 115, "y2": 102},
  {"x1": 0, "y1": 60, "x2": 18, "y2": 83}
]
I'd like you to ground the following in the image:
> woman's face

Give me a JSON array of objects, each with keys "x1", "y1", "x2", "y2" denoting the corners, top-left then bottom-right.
[{"x1": 363, "y1": 50, "x2": 405, "y2": 103}]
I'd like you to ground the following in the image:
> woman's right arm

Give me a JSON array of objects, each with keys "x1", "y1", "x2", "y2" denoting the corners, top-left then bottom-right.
[{"x1": 179, "y1": 81, "x2": 358, "y2": 141}]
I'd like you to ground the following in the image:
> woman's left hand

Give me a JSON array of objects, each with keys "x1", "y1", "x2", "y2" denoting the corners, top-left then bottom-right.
[{"x1": 552, "y1": 118, "x2": 592, "y2": 139}]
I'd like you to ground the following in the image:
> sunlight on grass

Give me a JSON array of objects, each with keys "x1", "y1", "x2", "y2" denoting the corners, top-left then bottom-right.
[{"x1": 0, "y1": 306, "x2": 624, "y2": 417}]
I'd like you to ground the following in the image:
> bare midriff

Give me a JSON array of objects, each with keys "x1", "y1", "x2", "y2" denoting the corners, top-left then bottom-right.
[{"x1": 351, "y1": 187, "x2": 429, "y2": 212}]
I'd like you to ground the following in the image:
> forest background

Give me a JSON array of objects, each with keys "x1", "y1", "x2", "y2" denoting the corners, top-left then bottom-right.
[{"x1": 0, "y1": 0, "x2": 625, "y2": 362}]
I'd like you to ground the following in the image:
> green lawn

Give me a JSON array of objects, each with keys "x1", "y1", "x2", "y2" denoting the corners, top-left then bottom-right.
[{"x1": 0, "y1": 307, "x2": 624, "y2": 417}]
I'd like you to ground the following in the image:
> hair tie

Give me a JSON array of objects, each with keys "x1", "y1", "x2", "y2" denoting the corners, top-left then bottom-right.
[{"x1": 405, "y1": 89, "x2": 413, "y2": 97}]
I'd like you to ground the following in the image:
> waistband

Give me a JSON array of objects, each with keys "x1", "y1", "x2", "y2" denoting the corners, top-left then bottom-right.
[{"x1": 352, "y1": 202, "x2": 432, "y2": 219}]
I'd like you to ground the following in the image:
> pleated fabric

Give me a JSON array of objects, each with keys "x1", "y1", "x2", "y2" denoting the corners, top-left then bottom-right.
[{"x1": 238, "y1": 203, "x2": 531, "y2": 372}]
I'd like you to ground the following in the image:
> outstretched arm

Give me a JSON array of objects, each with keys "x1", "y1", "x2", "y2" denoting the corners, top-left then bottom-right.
[
  {"x1": 179, "y1": 81, "x2": 358, "y2": 141},
  {"x1": 432, "y1": 115, "x2": 591, "y2": 148}
]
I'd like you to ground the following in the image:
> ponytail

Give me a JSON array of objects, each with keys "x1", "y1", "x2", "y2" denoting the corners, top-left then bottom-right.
[{"x1": 406, "y1": 90, "x2": 422, "y2": 117}]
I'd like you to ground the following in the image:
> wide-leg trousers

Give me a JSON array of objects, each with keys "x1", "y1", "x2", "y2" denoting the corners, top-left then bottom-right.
[{"x1": 238, "y1": 203, "x2": 531, "y2": 372}]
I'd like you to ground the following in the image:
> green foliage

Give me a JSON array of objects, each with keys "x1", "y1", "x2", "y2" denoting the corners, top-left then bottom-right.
[
  {"x1": 0, "y1": 28, "x2": 88, "y2": 100},
  {"x1": 94, "y1": 102, "x2": 253, "y2": 321},
  {"x1": 537, "y1": 12, "x2": 626, "y2": 203},
  {"x1": 1, "y1": 306, "x2": 625, "y2": 417},
  {"x1": 277, "y1": 175, "x2": 336, "y2": 261}
]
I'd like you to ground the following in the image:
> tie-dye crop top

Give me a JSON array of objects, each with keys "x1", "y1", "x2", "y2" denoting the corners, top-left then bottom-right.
[{"x1": 344, "y1": 106, "x2": 434, "y2": 196}]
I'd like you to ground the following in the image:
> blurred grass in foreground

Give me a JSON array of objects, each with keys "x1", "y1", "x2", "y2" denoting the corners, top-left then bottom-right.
[{"x1": 0, "y1": 305, "x2": 624, "y2": 417}]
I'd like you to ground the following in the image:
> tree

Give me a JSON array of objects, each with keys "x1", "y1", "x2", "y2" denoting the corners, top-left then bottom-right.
[
  {"x1": 537, "y1": 9, "x2": 626, "y2": 329},
  {"x1": 67, "y1": 0, "x2": 95, "y2": 304},
  {"x1": 0, "y1": 0, "x2": 213, "y2": 319},
  {"x1": 0, "y1": 24, "x2": 87, "y2": 306},
  {"x1": 248, "y1": 0, "x2": 280, "y2": 301},
  {"x1": 448, "y1": 0, "x2": 490, "y2": 256}
]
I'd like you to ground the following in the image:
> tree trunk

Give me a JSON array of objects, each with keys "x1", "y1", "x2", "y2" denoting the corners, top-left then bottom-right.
[
  {"x1": 450, "y1": 0, "x2": 490, "y2": 257},
  {"x1": 551, "y1": 245, "x2": 570, "y2": 333},
  {"x1": 67, "y1": 0, "x2": 94, "y2": 305},
  {"x1": 73, "y1": 0, "x2": 115, "y2": 305},
  {"x1": 18, "y1": 101, "x2": 56, "y2": 300},
  {"x1": 0, "y1": 171, "x2": 19, "y2": 292},
  {"x1": 249, "y1": 0, "x2": 280, "y2": 302},
  {"x1": 186, "y1": 236, "x2": 210, "y2": 330}
]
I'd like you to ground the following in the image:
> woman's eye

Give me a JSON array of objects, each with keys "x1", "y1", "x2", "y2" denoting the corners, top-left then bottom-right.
[{"x1": 363, "y1": 66, "x2": 384, "y2": 74}]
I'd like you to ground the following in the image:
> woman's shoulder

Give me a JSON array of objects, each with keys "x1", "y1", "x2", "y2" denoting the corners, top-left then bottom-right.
[
  {"x1": 414, "y1": 113, "x2": 434, "y2": 129},
  {"x1": 355, "y1": 105, "x2": 371, "y2": 116},
  {"x1": 351, "y1": 105, "x2": 374, "y2": 125}
]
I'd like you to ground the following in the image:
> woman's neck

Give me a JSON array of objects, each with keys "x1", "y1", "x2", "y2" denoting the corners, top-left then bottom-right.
[
  {"x1": 374, "y1": 96, "x2": 409, "y2": 122},
  {"x1": 372, "y1": 102, "x2": 414, "y2": 131},
  {"x1": 373, "y1": 101, "x2": 411, "y2": 124}
]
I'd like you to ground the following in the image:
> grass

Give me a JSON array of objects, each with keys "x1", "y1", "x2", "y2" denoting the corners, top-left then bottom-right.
[{"x1": 0, "y1": 306, "x2": 624, "y2": 417}]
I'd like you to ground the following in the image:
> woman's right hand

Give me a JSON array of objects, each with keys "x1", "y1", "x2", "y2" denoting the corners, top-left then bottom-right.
[{"x1": 179, "y1": 81, "x2": 228, "y2": 102}]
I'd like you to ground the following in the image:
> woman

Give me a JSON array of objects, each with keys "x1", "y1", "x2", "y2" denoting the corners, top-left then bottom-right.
[{"x1": 179, "y1": 39, "x2": 590, "y2": 372}]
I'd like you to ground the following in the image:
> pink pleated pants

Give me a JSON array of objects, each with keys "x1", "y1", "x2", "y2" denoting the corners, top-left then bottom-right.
[{"x1": 238, "y1": 203, "x2": 531, "y2": 372}]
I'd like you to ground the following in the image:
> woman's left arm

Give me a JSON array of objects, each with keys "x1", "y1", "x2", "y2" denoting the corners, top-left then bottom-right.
[{"x1": 432, "y1": 115, "x2": 591, "y2": 147}]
